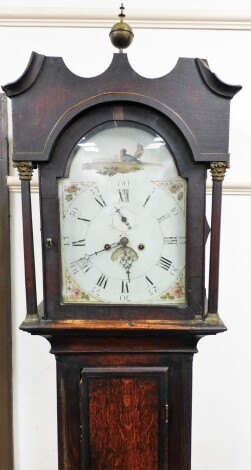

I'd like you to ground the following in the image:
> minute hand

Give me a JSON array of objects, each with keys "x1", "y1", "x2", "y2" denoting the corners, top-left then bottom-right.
[{"x1": 87, "y1": 241, "x2": 122, "y2": 258}]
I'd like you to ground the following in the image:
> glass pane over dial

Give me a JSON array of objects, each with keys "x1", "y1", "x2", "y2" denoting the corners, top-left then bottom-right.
[{"x1": 59, "y1": 123, "x2": 187, "y2": 305}]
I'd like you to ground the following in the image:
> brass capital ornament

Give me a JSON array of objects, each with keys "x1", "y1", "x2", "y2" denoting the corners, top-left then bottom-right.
[
  {"x1": 14, "y1": 161, "x2": 35, "y2": 181},
  {"x1": 210, "y1": 161, "x2": 229, "y2": 182}
]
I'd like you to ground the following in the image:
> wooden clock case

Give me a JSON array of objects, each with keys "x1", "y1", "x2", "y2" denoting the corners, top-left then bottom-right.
[{"x1": 3, "y1": 52, "x2": 241, "y2": 469}]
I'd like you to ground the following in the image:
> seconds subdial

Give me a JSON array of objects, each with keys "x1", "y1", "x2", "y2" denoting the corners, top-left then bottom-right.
[{"x1": 112, "y1": 206, "x2": 135, "y2": 231}]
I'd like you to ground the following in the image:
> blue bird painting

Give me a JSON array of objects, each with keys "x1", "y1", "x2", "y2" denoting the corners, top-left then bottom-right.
[{"x1": 119, "y1": 143, "x2": 144, "y2": 163}]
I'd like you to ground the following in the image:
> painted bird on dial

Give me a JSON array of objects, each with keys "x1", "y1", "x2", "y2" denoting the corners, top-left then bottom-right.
[{"x1": 120, "y1": 143, "x2": 144, "y2": 163}]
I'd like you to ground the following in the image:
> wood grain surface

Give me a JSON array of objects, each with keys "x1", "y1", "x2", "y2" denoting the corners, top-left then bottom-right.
[{"x1": 88, "y1": 377, "x2": 159, "y2": 469}]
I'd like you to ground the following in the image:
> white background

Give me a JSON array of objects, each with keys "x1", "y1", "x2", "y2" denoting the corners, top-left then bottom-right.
[
  {"x1": 4, "y1": 2, "x2": 251, "y2": 469},
  {"x1": 0, "y1": 0, "x2": 250, "y2": 10}
]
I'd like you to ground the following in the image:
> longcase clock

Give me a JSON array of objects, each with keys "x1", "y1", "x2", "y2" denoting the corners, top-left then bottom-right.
[{"x1": 3, "y1": 9, "x2": 241, "y2": 470}]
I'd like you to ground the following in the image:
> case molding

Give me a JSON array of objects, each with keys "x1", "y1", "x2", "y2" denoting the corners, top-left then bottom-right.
[{"x1": 0, "y1": 8, "x2": 251, "y2": 30}]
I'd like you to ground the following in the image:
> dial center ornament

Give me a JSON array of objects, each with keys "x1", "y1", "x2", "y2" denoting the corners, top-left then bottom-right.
[{"x1": 59, "y1": 123, "x2": 187, "y2": 305}]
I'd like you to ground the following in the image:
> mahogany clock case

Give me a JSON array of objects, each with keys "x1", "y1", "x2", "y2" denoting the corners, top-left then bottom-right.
[{"x1": 2, "y1": 51, "x2": 241, "y2": 470}]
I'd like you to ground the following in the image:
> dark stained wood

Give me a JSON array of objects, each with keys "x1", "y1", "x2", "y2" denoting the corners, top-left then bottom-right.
[
  {"x1": 20, "y1": 317, "x2": 227, "y2": 340},
  {"x1": 3, "y1": 51, "x2": 44, "y2": 97},
  {"x1": 3, "y1": 51, "x2": 240, "y2": 470},
  {"x1": 168, "y1": 356, "x2": 193, "y2": 470},
  {"x1": 208, "y1": 180, "x2": 223, "y2": 313},
  {"x1": 55, "y1": 345, "x2": 194, "y2": 470},
  {"x1": 2, "y1": 53, "x2": 241, "y2": 164},
  {"x1": 0, "y1": 93, "x2": 13, "y2": 470},
  {"x1": 196, "y1": 58, "x2": 242, "y2": 98},
  {"x1": 56, "y1": 358, "x2": 81, "y2": 469},
  {"x1": 21, "y1": 179, "x2": 38, "y2": 317}
]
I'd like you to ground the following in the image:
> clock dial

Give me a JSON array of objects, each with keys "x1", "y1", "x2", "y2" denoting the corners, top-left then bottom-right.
[{"x1": 59, "y1": 123, "x2": 186, "y2": 305}]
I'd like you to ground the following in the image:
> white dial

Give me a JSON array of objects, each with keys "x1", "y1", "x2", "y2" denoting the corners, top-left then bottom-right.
[{"x1": 60, "y1": 178, "x2": 186, "y2": 305}]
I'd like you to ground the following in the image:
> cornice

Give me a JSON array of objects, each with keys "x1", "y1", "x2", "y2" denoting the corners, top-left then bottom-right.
[{"x1": 0, "y1": 8, "x2": 251, "y2": 30}]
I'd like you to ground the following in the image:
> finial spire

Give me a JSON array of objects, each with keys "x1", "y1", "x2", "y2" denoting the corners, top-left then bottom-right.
[
  {"x1": 119, "y1": 3, "x2": 125, "y2": 20},
  {"x1": 109, "y1": 4, "x2": 134, "y2": 52}
]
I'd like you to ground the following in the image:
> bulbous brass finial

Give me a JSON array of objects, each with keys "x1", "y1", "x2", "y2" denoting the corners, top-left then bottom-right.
[{"x1": 109, "y1": 4, "x2": 134, "y2": 52}]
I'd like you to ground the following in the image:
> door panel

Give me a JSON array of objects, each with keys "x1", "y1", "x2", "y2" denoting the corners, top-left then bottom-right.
[{"x1": 80, "y1": 367, "x2": 169, "y2": 470}]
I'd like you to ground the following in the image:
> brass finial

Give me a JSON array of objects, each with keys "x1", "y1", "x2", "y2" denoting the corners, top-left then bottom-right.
[{"x1": 109, "y1": 4, "x2": 134, "y2": 52}]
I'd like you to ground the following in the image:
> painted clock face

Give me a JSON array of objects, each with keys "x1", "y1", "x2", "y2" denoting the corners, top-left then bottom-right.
[{"x1": 59, "y1": 123, "x2": 186, "y2": 305}]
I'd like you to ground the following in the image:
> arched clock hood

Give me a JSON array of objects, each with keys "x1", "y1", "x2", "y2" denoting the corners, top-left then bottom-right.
[{"x1": 2, "y1": 51, "x2": 241, "y2": 164}]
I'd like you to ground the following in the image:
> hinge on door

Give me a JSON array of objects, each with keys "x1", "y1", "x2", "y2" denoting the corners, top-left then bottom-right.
[{"x1": 165, "y1": 404, "x2": 169, "y2": 424}]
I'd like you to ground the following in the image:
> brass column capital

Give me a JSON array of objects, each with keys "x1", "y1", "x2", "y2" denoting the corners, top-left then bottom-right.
[
  {"x1": 14, "y1": 161, "x2": 35, "y2": 181},
  {"x1": 210, "y1": 161, "x2": 229, "y2": 182}
]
